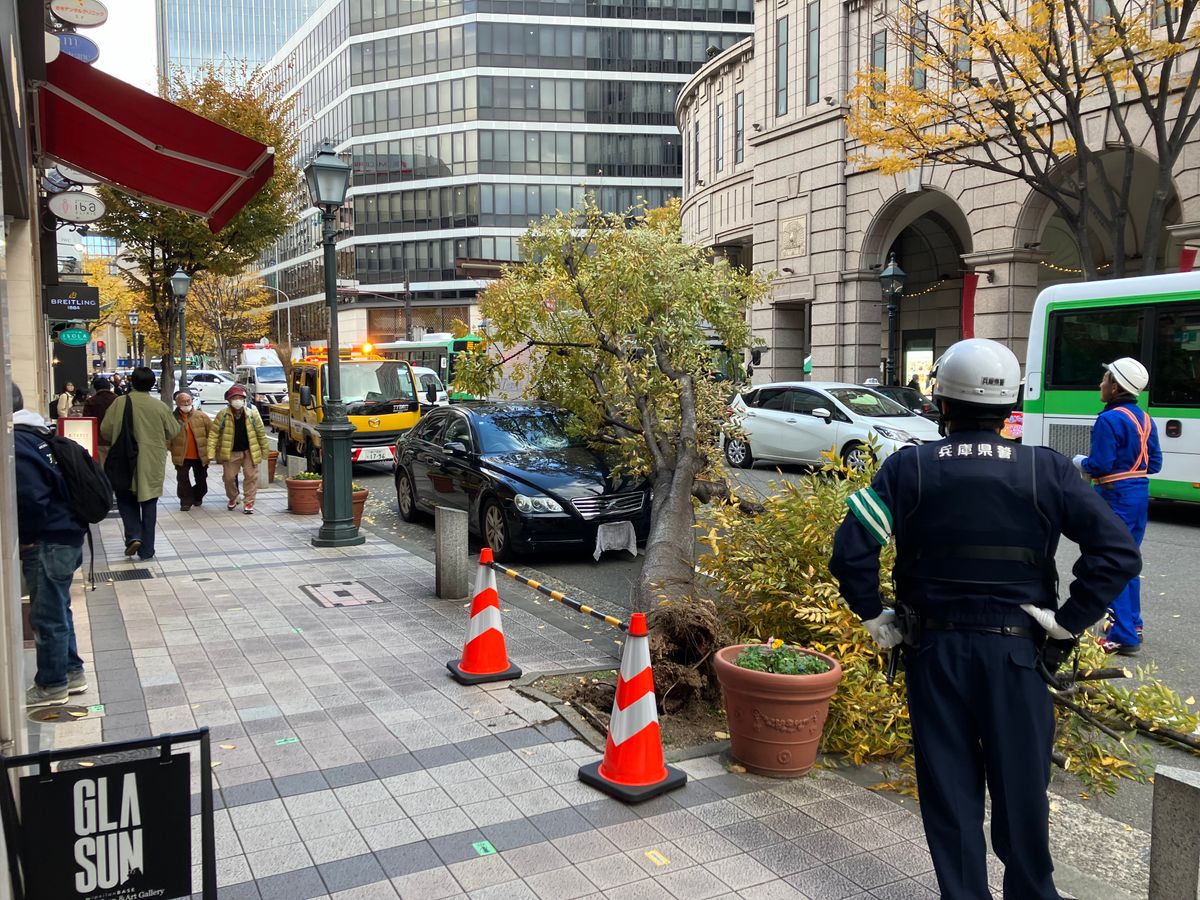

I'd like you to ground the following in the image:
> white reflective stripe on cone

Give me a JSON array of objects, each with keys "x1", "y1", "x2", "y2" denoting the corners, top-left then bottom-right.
[
  {"x1": 619, "y1": 634, "x2": 652, "y2": 681},
  {"x1": 609, "y1": 692, "x2": 658, "y2": 746},
  {"x1": 466, "y1": 605, "x2": 504, "y2": 642}
]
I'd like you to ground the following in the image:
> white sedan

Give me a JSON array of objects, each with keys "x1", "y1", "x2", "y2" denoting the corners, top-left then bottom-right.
[{"x1": 723, "y1": 381, "x2": 943, "y2": 469}]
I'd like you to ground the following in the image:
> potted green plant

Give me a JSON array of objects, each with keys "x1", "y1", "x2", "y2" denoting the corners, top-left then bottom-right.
[
  {"x1": 316, "y1": 482, "x2": 370, "y2": 527},
  {"x1": 285, "y1": 471, "x2": 322, "y2": 514},
  {"x1": 713, "y1": 639, "x2": 842, "y2": 777}
]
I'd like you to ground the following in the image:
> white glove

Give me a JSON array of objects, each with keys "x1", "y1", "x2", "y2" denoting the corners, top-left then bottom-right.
[
  {"x1": 1071, "y1": 454, "x2": 1086, "y2": 472},
  {"x1": 1021, "y1": 604, "x2": 1074, "y2": 640},
  {"x1": 863, "y1": 610, "x2": 903, "y2": 650}
]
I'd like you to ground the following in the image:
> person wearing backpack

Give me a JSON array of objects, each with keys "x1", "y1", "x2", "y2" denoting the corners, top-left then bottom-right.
[
  {"x1": 101, "y1": 367, "x2": 180, "y2": 560},
  {"x1": 13, "y1": 383, "x2": 90, "y2": 707}
]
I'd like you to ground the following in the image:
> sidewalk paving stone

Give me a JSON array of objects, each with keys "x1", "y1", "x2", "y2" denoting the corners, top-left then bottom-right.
[{"x1": 18, "y1": 473, "x2": 1112, "y2": 900}]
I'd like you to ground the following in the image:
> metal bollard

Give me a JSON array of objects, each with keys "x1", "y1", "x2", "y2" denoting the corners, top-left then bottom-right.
[
  {"x1": 1149, "y1": 765, "x2": 1200, "y2": 898},
  {"x1": 434, "y1": 506, "x2": 470, "y2": 599}
]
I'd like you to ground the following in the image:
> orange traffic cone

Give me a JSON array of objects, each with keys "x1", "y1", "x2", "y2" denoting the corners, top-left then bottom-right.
[
  {"x1": 579, "y1": 612, "x2": 686, "y2": 802},
  {"x1": 447, "y1": 548, "x2": 522, "y2": 685}
]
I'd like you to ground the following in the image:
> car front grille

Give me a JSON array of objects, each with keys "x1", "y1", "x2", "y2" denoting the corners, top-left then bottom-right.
[
  {"x1": 570, "y1": 492, "x2": 646, "y2": 520},
  {"x1": 354, "y1": 430, "x2": 403, "y2": 447}
]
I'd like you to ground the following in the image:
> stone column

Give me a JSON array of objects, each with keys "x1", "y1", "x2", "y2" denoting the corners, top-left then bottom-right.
[
  {"x1": 960, "y1": 248, "x2": 1044, "y2": 363},
  {"x1": 827, "y1": 269, "x2": 886, "y2": 382}
]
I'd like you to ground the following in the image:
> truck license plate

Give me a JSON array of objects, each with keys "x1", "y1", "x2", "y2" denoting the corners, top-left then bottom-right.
[{"x1": 357, "y1": 446, "x2": 392, "y2": 462}]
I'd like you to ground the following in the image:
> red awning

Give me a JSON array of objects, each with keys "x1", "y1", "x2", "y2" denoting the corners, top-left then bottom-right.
[{"x1": 35, "y1": 55, "x2": 275, "y2": 233}]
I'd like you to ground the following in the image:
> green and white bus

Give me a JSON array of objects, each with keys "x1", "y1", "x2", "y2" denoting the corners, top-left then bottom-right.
[
  {"x1": 371, "y1": 333, "x2": 483, "y2": 399},
  {"x1": 1022, "y1": 272, "x2": 1200, "y2": 503}
]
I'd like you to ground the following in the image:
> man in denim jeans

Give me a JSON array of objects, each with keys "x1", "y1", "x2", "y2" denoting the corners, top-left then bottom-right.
[{"x1": 12, "y1": 384, "x2": 88, "y2": 707}]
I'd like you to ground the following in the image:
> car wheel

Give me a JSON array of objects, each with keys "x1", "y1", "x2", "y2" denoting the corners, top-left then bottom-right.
[
  {"x1": 395, "y1": 468, "x2": 419, "y2": 522},
  {"x1": 481, "y1": 499, "x2": 513, "y2": 562},
  {"x1": 842, "y1": 442, "x2": 873, "y2": 472},
  {"x1": 305, "y1": 441, "x2": 322, "y2": 474},
  {"x1": 278, "y1": 431, "x2": 289, "y2": 463},
  {"x1": 724, "y1": 437, "x2": 754, "y2": 469}
]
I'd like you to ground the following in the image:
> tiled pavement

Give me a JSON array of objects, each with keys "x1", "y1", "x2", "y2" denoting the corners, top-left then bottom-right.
[{"x1": 41, "y1": 466, "x2": 1007, "y2": 899}]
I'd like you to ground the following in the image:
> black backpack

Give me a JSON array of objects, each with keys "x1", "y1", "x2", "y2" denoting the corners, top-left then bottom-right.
[
  {"x1": 104, "y1": 395, "x2": 139, "y2": 494},
  {"x1": 14, "y1": 425, "x2": 113, "y2": 524}
]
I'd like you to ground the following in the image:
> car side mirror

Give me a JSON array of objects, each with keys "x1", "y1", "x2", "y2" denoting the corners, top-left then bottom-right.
[
  {"x1": 426, "y1": 385, "x2": 438, "y2": 405},
  {"x1": 445, "y1": 441, "x2": 469, "y2": 457},
  {"x1": 298, "y1": 385, "x2": 313, "y2": 408},
  {"x1": 811, "y1": 407, "x2": 832, "y2": 423}
]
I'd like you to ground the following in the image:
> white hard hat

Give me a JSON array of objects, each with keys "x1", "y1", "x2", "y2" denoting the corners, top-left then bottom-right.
[
  {"x1": 864, "y1": 377, "x2": 881, "y2": 386},
  {"x1": 1103, "y1": 357, "x2": 1148, "y2": 395},
  {"x1": 930, "y1": 339, "x2": 1021, "y2": 407}
]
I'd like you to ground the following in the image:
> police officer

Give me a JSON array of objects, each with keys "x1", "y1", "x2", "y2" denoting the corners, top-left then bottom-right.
[
  {"x1": 1072, "y1": 357, "x2": 1162, "y2": 655},
  {"x1": 829, "y1": 339, "x2": 1140, "y2": 900}
]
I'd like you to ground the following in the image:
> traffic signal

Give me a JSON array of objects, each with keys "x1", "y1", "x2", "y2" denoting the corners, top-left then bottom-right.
[{"x1": 96, "y1": 340, "x2": 106, "y2": 353}]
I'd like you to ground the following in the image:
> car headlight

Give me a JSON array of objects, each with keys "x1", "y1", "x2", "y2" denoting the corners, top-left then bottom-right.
[
  {"x1": 873, "y1": 426, "x2": 917, "y2": 443},
  {"x1": 514, "y1": 493, "x2": 564, "y2": 514}
]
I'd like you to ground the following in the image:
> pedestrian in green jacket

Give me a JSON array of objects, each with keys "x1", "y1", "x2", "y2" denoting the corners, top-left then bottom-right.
[
  {"x1": 207, "y1": 385, "x2": 271, "y2": 514},
  {"x1": 100, "y1": 367, "x2": 180, "y2": 560}
]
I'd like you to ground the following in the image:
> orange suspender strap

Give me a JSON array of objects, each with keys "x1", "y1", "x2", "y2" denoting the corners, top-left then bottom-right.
[{"x1": 1095, "y1": 407, "x2": 1151, "y2": 485}]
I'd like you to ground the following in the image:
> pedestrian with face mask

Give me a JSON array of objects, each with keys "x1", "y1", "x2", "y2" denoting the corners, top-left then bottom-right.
[
  {"x1": 207, "y1": 384, "x2": 271, "y2": 514},
  {"x1": 169, "y1": 391, "x2": 212, "y2": 511}
]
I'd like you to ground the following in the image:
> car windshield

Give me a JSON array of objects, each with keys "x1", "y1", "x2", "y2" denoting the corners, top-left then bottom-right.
[
  {"x1": 476, "y1": 408, "x2": 585, "y2": 454},
  {"x1": 324, "y1": 362, "x2": 416, "y2": 403},
  {"x1": 828, "y1": 387, "x2": 916, "y2": 418},
  {"x1": 255, "y1": 366, "x2": 285, "y2": 382},
  {"x1": 418, "y1": 373, "x2": 444, "y2": 392}
]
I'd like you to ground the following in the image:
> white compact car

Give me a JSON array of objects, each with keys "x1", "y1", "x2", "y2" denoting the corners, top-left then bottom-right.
[
  {"x1": 724, "y1": 381, "x2": 943, "y2": 469},
  {"x1": 175, "y1": 370, "x2": 238, "y2": 407}
]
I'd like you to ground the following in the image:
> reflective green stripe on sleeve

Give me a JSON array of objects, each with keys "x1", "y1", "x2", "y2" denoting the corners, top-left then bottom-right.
[{"x1": 847, "y1": 487, "x2": 892, "y2": 546}]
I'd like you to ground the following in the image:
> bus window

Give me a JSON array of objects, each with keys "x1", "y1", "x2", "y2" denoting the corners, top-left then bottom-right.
[
  {"x1": 1150, "y1": 305, "x2": 1200, "y2": 407},
  {"x1": 1048, "y1": 308, "x2": 1142, "y2": 388}
]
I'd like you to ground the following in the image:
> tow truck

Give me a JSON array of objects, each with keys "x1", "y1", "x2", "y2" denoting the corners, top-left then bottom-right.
[{"x1": 270, "y1": 344, "x2": 427, "y2": 471}]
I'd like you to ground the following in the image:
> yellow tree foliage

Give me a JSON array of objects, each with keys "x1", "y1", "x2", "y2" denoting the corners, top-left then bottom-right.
[
  {"x1": 184, "y1": 274, "x2": 273, "y2": 366},
  {"x1": 848, "y1": 0, "x2": 1200, "y2": 277}
]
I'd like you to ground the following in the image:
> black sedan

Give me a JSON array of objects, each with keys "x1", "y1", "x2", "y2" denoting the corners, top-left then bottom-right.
[
  {"x1": 869, "y1": 385, "x2": 939, "y2": 421},
  {"x1": 393, "y1": 402, "x2": 651, "y2": 561}
]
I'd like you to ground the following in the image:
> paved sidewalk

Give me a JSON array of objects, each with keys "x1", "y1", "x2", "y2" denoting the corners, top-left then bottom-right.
[{"x1": 44, "y1": 467, "x2": 1069, "y2": 899}]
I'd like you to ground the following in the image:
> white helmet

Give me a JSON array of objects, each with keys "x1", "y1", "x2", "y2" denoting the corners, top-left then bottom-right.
[
  {"x1": 1103, "y1": 357, "x2": 1148, "y2": 395},
  {"x1": 930, "y1": 339, "x2": 1021, "y2": 407}
]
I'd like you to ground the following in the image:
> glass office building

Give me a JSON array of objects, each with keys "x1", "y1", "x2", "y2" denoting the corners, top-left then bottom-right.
[
  {"x1": 260, "y1": 0, "x2": 753, "y2": 342},
  {"x1": 156, "y1": 0, "x2": 324, "y2": 77}
]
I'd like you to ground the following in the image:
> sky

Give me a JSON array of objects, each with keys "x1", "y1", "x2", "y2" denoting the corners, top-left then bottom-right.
[{"x1": 90, "y1": 0, "x2": 158, "y2": 92}]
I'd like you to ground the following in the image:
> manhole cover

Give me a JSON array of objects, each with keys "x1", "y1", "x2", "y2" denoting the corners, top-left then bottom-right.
[
  {"x1": 300, "y1": 581, "x2": 387, "y2": 608},
  {"x1": 95, "y1": 569, "x2": 155, "y2": 582},
  {"x1": 27, "y1": 705, "x2": 89, "y2": 724}
]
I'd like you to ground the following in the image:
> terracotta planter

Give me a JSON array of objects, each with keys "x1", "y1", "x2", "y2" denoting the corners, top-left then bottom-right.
[
  {"x1": 713, "y1": 644, "x2": 842, "y2": 777},
  {"x1": 286, "y1": 478, "x2": 321, "y2": 514},
  {"x1": 316, "y1": 487, "x2": 370, "y2": 528},
  {"x1": 267, "y1": 450, "x2": 279, "y2": 483}
]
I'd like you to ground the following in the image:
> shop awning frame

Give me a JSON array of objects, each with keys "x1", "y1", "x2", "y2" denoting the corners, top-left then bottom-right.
[{"x1": 33, "y1": 55, "x2": 275, "y2": 233}]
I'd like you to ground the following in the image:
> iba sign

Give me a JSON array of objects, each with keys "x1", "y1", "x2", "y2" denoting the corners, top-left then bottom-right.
[
  {"x1": 19, "y1": 754, "x2": 192, "y2": 899},
  {"x1": 44, "y1": 284, "x2": 100, "y2": 321}
]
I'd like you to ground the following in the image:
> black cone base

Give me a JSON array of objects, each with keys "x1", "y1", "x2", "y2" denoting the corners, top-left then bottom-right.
[
  {"x1": 447, "y1": 659, "x2": 522, "y2": 685},
  {"x1": 578, "y1": 760, "x2": 687, "y2": 803}
]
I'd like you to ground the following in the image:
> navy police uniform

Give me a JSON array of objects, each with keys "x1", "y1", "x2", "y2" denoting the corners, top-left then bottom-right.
[{"x1": 830, "y1": 433, "x2": 1140, "y2": 900}]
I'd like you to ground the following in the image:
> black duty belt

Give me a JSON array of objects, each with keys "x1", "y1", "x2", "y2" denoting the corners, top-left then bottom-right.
[{"x1": 922, "y1": 620, "x2": 1035, "y2": 638}]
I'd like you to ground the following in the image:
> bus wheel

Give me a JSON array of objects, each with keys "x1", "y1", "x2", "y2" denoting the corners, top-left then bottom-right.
[{"x1": 305, "y1": 442, "x2": 322, "y2": 474}]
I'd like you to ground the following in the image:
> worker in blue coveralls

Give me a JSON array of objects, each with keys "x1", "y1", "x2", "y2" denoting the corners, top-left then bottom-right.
[
  {"x1": 1071, "y1": 357, "x2": 1161, "y2": 656},
  {"x1": 830, "y1": 338, "x2": 1140, "y2": 900}
]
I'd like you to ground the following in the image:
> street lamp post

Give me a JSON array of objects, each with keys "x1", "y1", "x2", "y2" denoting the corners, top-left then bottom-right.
[
  {"x1": 170, "y1": 268, "x2": 191, "y2": 396},
  {"x1": 305, "y1": 140, "x2": 362, "y2": 548},
  {"x1": 879, "y1": 253, "x2": 907, "y2": 386},
  {"x1": 126, "y1": 310, "x2": 140, "y2": 366},
  {"x1": 261, "y1": 283, "x2": 292, "y2": 347}
]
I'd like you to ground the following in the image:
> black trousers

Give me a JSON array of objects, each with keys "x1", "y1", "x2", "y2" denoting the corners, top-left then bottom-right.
[
  {"x1": 906, "y1": 631, "x2": 1061, "y2": 900},
  {"x1": 176, "y1": 459, "x2": 208, "y2": 508}
]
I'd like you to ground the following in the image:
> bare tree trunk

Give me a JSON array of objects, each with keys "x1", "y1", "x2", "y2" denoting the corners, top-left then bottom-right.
[
  {"x1": 1140, "y1": 177, "x2": 1174, "y2": 274},
  {"x1": 637, "y1": 454, "x2": 701, "y2": 610}
]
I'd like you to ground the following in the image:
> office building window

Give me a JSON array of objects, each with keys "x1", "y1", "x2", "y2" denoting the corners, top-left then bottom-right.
[
  {"x1": 805, "y1": 2, "x2": 819, "y2": 105},
  {"x1": 734, "y1": 91, "x2": 744, "y2": 163},
  {"x1": 911, "y1": 12, "x2": 928, "y2": 89},
  {"x1": 694, "y1": 121, "x2": 700, "y2": 185},
  {"x1": 775, "y1": 18, "x2": 789, "y2": 116},
  {"x1": 715, "y1": 102, "x2": 725, "y2": 172},
  {"x1": 871, "y1": 29, "x2": 886, "y2": 106}
]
